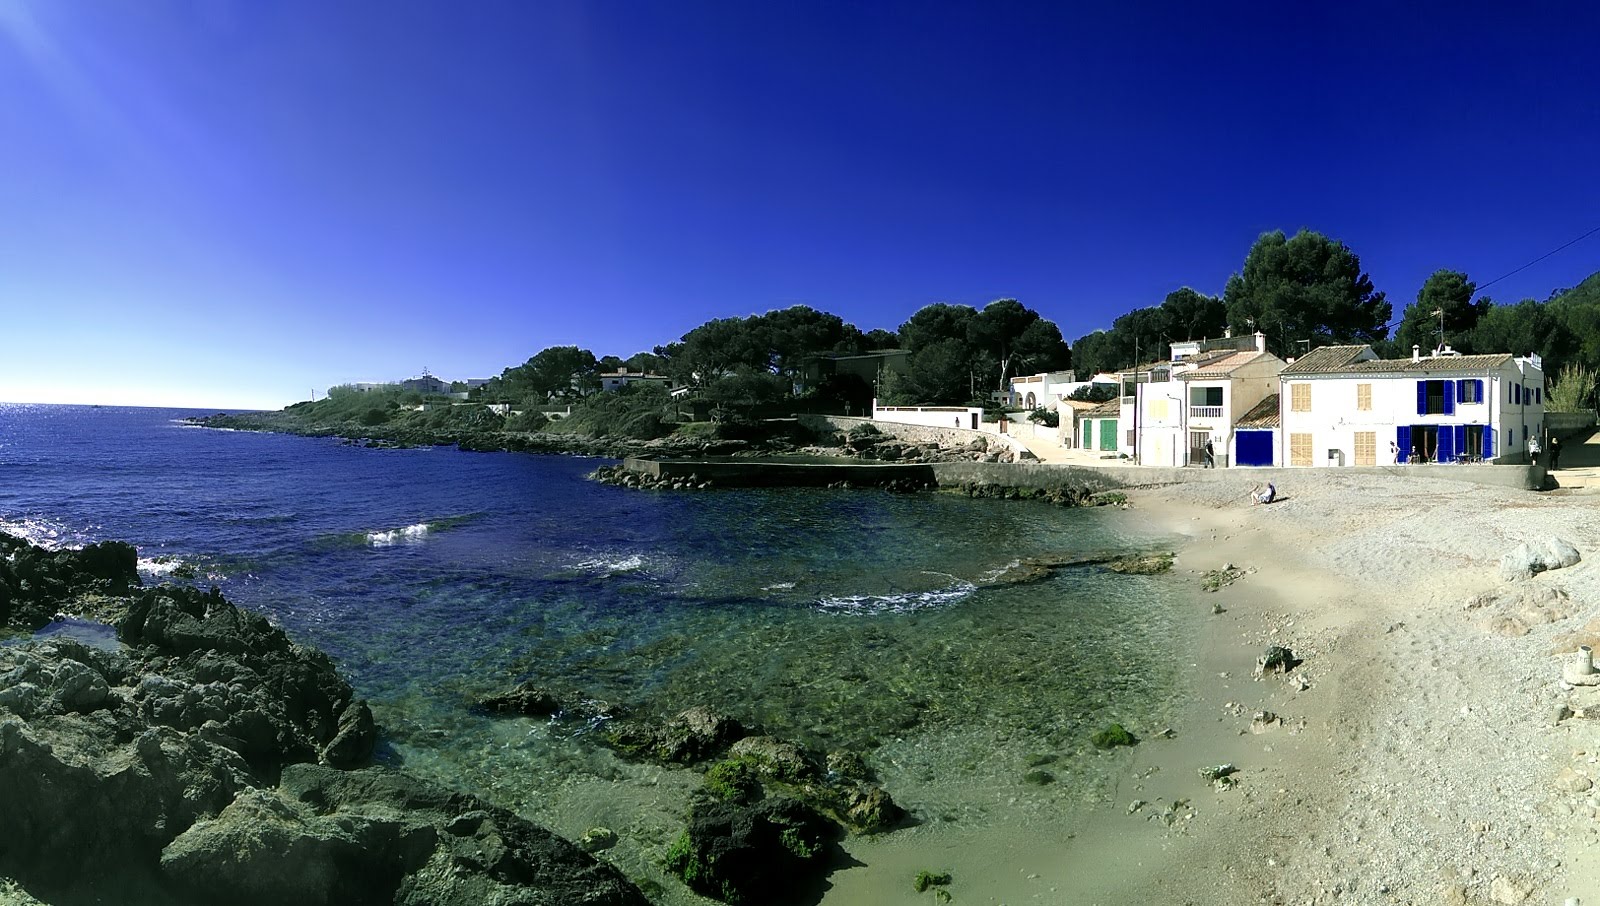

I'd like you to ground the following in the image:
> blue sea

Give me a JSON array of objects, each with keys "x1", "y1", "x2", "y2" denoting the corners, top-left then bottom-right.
[{"x1": 0, "y1": 403, "x2": 1199, "y2": 901}]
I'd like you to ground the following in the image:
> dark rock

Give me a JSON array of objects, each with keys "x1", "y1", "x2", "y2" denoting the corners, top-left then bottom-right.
[
  {"x1": 1254, "y1": 646, "x2": 1302, "y2": 678},
  {"x1": 838, "y1": 784, "x2": 904, "y2": 833},
  {"x1": 729, "y1": 735, "x2": 816, "y2": 782},
  {"x1": 478, "y1": 681, "x2": 562, "y2": 716},
  {"x1": 1091, "y1": 723, "x2": 1139, "y2": 749},
  {"x1": 665, "y1": 796, "x2": 836, "y2": 904},
  {"x1": 163, "y1": 764, "x2": 650, "y2": 906},
  {"x1": 0, "y1": 534, "x2": 140, "y2": 629},
  {"x1": 654, "y1": 706, "x2": 748, "y2": 764}
]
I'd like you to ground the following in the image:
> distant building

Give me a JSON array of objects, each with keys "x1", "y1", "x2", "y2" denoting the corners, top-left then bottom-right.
[
  {"x1": 599, "y1": 367, "x2": 675, "y2": 392},
  {"x1": 798, "y1": 349, "x2": 911, "y2": 396},
  {"x1": 399, "y1": 375, "x2": 451, "y2": 395},
  {"x1": 1007, "y1": 370, "x2": 1077, "y2": 409}
]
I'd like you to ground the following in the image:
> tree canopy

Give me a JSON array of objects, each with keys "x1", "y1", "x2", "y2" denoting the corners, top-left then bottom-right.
[
  {"x1": 1388, "y1": 269, "x2": 1488, "y2": 356},
  {"x1": 1222, "y1": 229, "x2": 1391, "y2": 354}
]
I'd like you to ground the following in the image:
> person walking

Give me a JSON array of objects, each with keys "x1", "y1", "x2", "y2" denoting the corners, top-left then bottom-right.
[
  {"x1": 1203, "y1": 438, "x2": 1215, "y2": 469},
  {"x1": 1528, "y1": 433, "x2": 1542, "y2": 466},
  {"x1": 1549, "y1": 435, "x2": 1562, "y2": 470}
]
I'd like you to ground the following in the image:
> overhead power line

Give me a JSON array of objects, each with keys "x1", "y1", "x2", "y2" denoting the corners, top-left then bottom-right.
[{"x1": 1477, "y1": 223, "x2": 1600, "y2": 292}]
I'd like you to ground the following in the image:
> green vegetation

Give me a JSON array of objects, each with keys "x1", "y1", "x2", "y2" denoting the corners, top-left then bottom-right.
[
  {"x1": 702, "y1": 760, "x2": 762, "y2": 804},
  {"x1": 913, "y1": 870, "x2": 953, "y2": 893},
  {"x1": 1090, "y1": 723, "x2": 1138, "y2": 749},
  {"x1": 1547, "y1": 364, "x2": 1596, "y2": 413}
]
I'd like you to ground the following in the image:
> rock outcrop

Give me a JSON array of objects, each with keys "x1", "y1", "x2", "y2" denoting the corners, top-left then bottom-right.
[
  {"x1": 0, "y1": 531, "x2": 651, "y2": 906},
  {"x1": 1497, "y1": 537, "x2": 1581, "y2": 582}
]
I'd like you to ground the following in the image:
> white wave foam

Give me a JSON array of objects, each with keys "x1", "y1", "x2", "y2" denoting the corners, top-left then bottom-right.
[
  {"x1": 137, "y1": 557, "x2": 183, "y2": 575},
  {"x1": 762, "y1": 581, "x2": 797, "y2": 591},
  {"x1": 0, "y1": 517, "x2": 87, "y2": 551},
  {"x1": 574, "y1": 554, "x2": 647, "y2": 574},
  {"x1": 367, "y1": 523, "x2": 432, "y2": 547},
  {"x1": 815, "y1": 580, "x2": 976, "y2": 615}
]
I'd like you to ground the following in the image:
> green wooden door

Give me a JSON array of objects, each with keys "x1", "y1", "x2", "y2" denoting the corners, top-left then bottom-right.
[{"x1": 1099, "y1": 419, "x2": 1118, "y2": 451}]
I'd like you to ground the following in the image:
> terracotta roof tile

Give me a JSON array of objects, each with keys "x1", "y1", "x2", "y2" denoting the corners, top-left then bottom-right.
[{"x1": 1235, "y1": 394, "x2": 1281, "y2": 428}]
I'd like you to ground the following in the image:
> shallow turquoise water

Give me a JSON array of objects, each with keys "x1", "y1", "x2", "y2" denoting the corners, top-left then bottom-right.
[{"x1": 1, "y1": 405, "x2": 1199, "y2": 898}]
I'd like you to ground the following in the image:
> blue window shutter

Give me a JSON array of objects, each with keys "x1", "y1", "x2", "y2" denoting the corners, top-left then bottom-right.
[
  {"x1": 1442, "y1": 381, "x2": 1455, "y2": 415},
  {"x1": 1484, "y1": 427, "x2": 1494, "y2": 459},
  {"x1": 1455, "y1": 425, "x2": 1467, "y2": 459},
  {"x1": 1438, "y1": 426, "x2": 1455, "y2": 461},
  {"x1": 1416, "y1": 381, "x2": 1427, "y2": 415},
  {"x1": 1476, "y1": 379, "x2": 1485, "y2": 402},
  {"x1": 1456, "y1": 381, "x2": 1466, "y2": 403},
  {"x1": 1397, "y1": 426, "x2": 1411, "y2": 461}
]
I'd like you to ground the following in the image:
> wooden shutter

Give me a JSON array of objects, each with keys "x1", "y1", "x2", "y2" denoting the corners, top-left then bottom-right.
[
  {"x1": 1290, "y1": 433, "x2": 1313, "y2": 466},
  {"x1": 1442, "y1": 380, "x2": 1455, "y2": 416},
  {"x1": 1356, "y1": 383, "x2": 1372, "y2": 411},
  {"x1": 1290, "y1": 383, "x2": 1311, "y2": 412},
  {"x1": 1354, "y1": 432, "x2": 1376, "y2": 466},
  {"x1": 1416, "y1": 381, "x2": 1427, "y2": 415}
]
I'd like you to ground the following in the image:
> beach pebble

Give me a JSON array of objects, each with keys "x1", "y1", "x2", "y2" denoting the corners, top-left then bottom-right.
[
  {"x1": 1490, "y1": 875, "x2": 1532, "y2": 904},
  {"x1": 1554, "y1": 767, "x2": 1593, "y2": 793}
]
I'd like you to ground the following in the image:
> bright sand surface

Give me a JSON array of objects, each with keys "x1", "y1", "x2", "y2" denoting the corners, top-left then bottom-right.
[{"x1": 823, "y1": 469, "x2": 1600, "y2": 905}]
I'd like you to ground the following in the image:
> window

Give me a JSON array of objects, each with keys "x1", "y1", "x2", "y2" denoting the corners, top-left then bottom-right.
[
  {"x1": 1417, "y1": 380, "x2": 1455, "y2": 415},
  {"x1": 1290, "y1": 383, "x2": 1311, "y2": 412},
  {"x1": 1356, "y1": 383, "x2": 1372, "y2": 411},
  {"x1": 1536, "y1": 387, "x2": 1542, "y2": 404},
  {"x1": 1457, "y1": 380, "x2": 1482, "y2": 404},
  {"x1": 1354, "y1": 432, "x2": 1376, "y2": 466},
  {"x1": 1290, "y1": 433, "x2": 1313, "y2": 466},
  {"x1": 1190, "y1": 386, "x2": 1223, "y2": 407}
]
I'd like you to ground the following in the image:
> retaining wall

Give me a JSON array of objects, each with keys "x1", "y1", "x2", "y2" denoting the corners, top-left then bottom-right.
[
  {"x1": 1548, "y1": 411, "x2": 1596, "y2": 439},
  {"x1": 798, "y1": 414, "x2": 1033, "y2": 457},
  {"x1": 626, "y1": 455, "x2": 1544, "y2": 492}
]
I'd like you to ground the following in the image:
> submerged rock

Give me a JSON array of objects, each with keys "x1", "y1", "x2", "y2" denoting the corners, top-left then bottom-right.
[{"x1": 1091, "y1": 723, "x2": 1139, "y2": 749}]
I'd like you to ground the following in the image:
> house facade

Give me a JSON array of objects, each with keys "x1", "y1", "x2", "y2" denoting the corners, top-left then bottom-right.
[
  {"x1": 599, "y1": 367, "x2": 675, "y2": 392},
  {"x1": 1076, "y1": 398, "x2": 1123, "y2": 454},
  {"x1": 1118, "y1": 332, "x2": 1285, "y2": 467},
  {"x1": 1007, "y1": 370, "x2": 1077, "y2": 410},
  {"x1": 1277, "y1": 345, "x2": 1545, "y2": 467}
]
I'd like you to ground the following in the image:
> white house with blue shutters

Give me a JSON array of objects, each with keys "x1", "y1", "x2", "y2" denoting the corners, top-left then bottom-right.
[{"x1": 1276, "y1": 344, "x2": 1545, "y2": 468}]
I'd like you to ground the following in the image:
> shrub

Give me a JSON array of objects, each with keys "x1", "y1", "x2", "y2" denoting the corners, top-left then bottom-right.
[
  {"x1": 359, "y1": 407, "x2": 390, "y2": 426},
  {"x1": 1027, "y1": 406, "x2": 1059, "y2": 427},
  {"x1": 505, "y1": 410, "x2": 550, "y2": 432}
]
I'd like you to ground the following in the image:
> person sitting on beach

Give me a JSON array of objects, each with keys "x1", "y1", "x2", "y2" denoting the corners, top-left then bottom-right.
[{"x1": 1251, "y1": 482, "x2": 1276, "y2": 505}]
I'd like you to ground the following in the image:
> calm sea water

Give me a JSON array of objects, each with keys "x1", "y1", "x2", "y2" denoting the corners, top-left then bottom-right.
[{"x1": 0, "y1": 403, "x2": 1198, "y2": 896}]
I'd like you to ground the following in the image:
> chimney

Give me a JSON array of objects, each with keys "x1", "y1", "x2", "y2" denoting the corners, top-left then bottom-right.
[
  {"x1": 1254, "y1": 331, "x2": 1266, "y2": 354},
  {"x1": 1412, "y1": 345, "x2": 1421, "y2": 363}
]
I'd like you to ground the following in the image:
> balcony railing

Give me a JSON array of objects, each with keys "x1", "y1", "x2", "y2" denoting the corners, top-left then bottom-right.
[{"x1": 1190, "y1": 406, "x2": 1224, "y2": 418}]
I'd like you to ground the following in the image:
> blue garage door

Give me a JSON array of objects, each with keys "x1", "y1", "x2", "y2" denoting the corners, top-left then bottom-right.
[{"x1": 1235, "y1": 430, "x2": 1274, "y2": 467}]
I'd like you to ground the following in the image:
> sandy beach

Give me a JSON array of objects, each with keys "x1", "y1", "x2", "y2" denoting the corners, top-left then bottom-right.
[{"x1": 821, "y1": 467, "x2": 1600, "y2": 906}]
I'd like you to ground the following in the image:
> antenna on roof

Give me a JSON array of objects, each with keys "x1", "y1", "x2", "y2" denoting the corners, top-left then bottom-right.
[{"x1": 1431, "y1": 309, "x2": 1445, "y2": 354}]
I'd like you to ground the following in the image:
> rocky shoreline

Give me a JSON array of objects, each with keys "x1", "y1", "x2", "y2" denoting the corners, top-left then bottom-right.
[{"x1": 0, "y1": 531, "x2": 649, "y2": 906}]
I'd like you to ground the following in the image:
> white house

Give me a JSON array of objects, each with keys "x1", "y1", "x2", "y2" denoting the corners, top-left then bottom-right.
[
  {"x1": 1111, "y1": 332, "x2": 1284, "y2": 467},
  {"x1": 1007, "y1": 370, "x2": 1077, "y2": 410},
  {"x1": 1076, "y1": 398, "x2": 1124, "y2": 454},
  {"x1": 1277, "y1": 344, "x2": 1545, "y2": 467},
  {"x1": 599, "y1": 367, "x2": 675, "y2": 392}
]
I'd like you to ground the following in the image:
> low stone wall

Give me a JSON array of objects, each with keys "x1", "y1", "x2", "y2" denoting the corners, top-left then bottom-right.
[
  {"x1": 799, "y1": 414, "x2": 1032, "y2": 457},
  {"x1": 1547, "y1": 411, "x2": 1596, "y2": 439},
  {"x1": 625, "y1": 455, "x2": 1544, "y2": 492},
  {"x1": 626, "y1": 456, "x2": 936, "y2": 487}
]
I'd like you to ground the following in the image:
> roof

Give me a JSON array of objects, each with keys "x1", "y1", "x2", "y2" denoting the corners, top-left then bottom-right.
[
  {"x1": 1058, "y1": 399, "x2": 1100, "y2": 411},
  {"x1": 1085, "y1": 399, "x2": 1121, "y2": 418},
  {"x1": 1282, "y1": 345, "x2": 1516, "y2": 377},
  {"x1": 1117, "y1": 360, "x2": 1171, "y2": 375},
  {"x1": 1236, "y1": 394, "x2": 1281, "y2": 428},
  {"x1": 1177, "y1": 350, "x2": 1278, "y2": 380},
  {"x1": 1279, "y1": 346, "x2": 1375, "y2": 375}
]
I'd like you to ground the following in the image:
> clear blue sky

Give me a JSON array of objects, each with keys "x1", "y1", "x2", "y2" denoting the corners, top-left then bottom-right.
[{"x1": 2, "y1": 0, "x2": 1597, "y2": 408}]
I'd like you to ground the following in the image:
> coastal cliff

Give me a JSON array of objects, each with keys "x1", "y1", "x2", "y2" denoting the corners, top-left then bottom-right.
[{"x1": 0, "y1": 531, "x2": 650, "y2": 906}]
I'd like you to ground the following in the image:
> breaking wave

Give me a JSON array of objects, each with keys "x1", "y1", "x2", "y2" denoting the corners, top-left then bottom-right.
[{"x1": 814, "y1": 579, "x2": 977, "y2": 615}]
